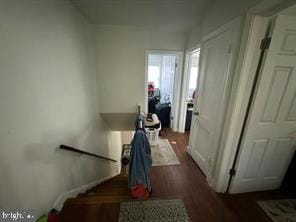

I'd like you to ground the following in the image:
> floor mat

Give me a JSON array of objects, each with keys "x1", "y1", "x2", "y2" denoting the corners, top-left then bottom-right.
[
  {"x1": 258, "y1": 199, "x2": 296, "y2": 222},
  {"x1": 151, "y1": 139, "x2": 180, "y2": 166},
  {"x1": 119, "y1": 198, "x2": 189, "y2": 222}
]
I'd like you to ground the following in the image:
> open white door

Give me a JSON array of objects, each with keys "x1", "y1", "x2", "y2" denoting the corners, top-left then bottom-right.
[
  {"x1": 188, "y1": 19, "x2": 240, "y2": 177},
  {"x1": 145, "y1": 51, "x2": 183, "y2": 131},
  {"x1": 230, "y1": 15, "x2": 296, "y2": 193}
]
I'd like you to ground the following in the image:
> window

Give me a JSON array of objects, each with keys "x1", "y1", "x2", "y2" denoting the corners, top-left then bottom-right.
[{"x1": 148, "y1": 66, "x2": 160, "y2": 88}]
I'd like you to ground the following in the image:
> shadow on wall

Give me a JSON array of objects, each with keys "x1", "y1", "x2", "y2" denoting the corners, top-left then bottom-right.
[{"x1": 3, "y1": 116, "x2": 121, "y2": 216}]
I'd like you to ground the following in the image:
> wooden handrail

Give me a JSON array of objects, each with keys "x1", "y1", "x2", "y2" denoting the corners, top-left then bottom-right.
[{"x1": 60, "y1": 145, "x2": 117, "y2": 162}]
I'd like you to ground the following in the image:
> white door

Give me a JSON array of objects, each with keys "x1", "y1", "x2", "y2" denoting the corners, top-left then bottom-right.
[
  {"x1": 230, "y1": 15, "x2": 296, "y2": 193},
  {"x1": 188, "y1": 28, "x2": 234, "y2": 175},
  {"x1": 160, "y1": 55, "x2": 176, "y2": 104}
]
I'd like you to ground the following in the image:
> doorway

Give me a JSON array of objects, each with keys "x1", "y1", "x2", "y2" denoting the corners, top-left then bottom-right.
[
  {"x1": 145, "y1": 51, "x2": 183, "y2": 131},
  {"x1": 229, "y1": 15, "x2": 296, "y2": 194},
  {"x1": 179, "y1": 48, "x2": 200, "y2": 133},
  {"x1": 187, "y1": 18, "x2": 242, "y2": 183}
]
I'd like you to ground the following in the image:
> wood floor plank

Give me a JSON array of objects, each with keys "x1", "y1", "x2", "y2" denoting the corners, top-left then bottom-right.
[{"x1": 59, "y1": 129, "x2": 285, "y2": 222}]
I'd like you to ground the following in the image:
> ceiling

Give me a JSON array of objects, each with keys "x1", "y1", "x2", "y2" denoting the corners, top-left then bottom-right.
[
  {"x1": 279, "y1": 4, "x2": 296, "y2": 16},
  {"x1": 71, "y1": 0, "x2": 213, "y2": 32}
]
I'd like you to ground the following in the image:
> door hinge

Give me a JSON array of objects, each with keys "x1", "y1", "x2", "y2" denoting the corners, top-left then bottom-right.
[
  {"x1": 229, "y1": 168, "x2": 236, "y2": 176},
  {"x1": 260, "y1": 37, "x2": 271, "y2": 50},
  {"x1": 175, "y1": 63, "x2": 178, "y2": 68}
]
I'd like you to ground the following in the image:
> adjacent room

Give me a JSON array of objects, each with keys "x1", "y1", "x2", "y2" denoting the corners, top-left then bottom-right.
[
  {"x1": 0, "y1": 0, "x2": 295, "y2": 221},
  {"x1": 147, "y1": 53, "x2": 177, "y2": 128}
]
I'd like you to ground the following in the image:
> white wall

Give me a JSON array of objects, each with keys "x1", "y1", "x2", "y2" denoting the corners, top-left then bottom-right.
[
  {"x1": 146, "y1": 31, "x2": 187, "y2": 51},
  {"x1": 186, "y1": 0, "x2": 263, "y2": 49},
  {"x1": 277, "y1": 3, "x2": 296, "y2": 15},
  {"x1": 93, "y1": 25, "x2": 187, "y2": 113},
  {"x1": 201, "y1": 0, "x2": 262, "y2": 36},
  {"x1": 93, "y1": 26, "x2": 147, "y2": 113},
  {"x1": 186, "y1": 24, "x2": 202, "y2": 50},
  {"x1": 0, "y1": 0, "x2": 121, "y2": 216},
  {"x1": 121, "y1": 131, "x2": 134, "y2": 145}
]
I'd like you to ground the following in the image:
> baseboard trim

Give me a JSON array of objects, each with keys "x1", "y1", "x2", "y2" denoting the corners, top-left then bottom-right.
[
  {"x1": 186, "y1": 146, "x2": 191, "y2": 155},
  {"x1": 53, "y1": 172, "x2": 120, "y2": 211}
]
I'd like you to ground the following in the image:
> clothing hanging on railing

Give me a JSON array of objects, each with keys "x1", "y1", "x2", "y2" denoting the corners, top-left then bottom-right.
[{"x1": 128, "y1": 114, "x2": 152, "y2": 198}]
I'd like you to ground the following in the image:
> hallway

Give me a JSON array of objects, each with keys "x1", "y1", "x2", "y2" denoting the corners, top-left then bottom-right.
[
  {"x1": 150, "y1": 130, "x2": 236, "y2": 221},
  {"x1": 60, "y1": 130, "x2": 282, "y2": 222}
]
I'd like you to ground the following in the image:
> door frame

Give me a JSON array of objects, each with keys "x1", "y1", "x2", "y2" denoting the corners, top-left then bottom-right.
[
  {"x1": 211, "y1": 15, "x2": 270, "y2": 193},
  {"x1": 214, "y1": 3, "x2": 296, "y2": 193},
  {"x1": 228, "y1": 14, "x2": 296, "y2": 194},
  {"x1": 187, "y1": 17, "x2": 243, "y2": 187},
  {"x1": 178, "y1": 46, "x2": 200, "y2": 133},
  {"x1": 144, "y1": 50, "x2": 184, "y2": 132}
]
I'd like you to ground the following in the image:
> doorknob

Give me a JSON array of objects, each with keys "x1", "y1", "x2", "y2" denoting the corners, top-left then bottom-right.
[{"x1": 194, "y1": 112, "x2": 199, "y2": 116}]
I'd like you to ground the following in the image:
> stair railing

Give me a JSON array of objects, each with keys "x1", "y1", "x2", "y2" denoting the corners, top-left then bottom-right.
[{"x1": 60, "y1": 145, "x2": 117, "y2": 162}]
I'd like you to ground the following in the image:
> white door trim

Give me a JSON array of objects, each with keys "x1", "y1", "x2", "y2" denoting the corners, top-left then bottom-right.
[
  {"x1": 229, "y1": 15, "x2": 296, "y2": 193},
  {"x1": 187, "y1": 17, "x2": 243, "y2": 188},
  {"x1": 178, "y1": 46, "x2": 200, "y2": 133},
  {"x1": 213, "y1": 15, "x2": 269, "y2": 193},
  {"x1": 144, "y1": 50, "x2": 184, "y2": 132},
  {"x1": 203, "y1": 17, "x2": 243, "y2": 189},
  {"x1": 201, "y1": 2, "x2": 295, "y2": 193}
]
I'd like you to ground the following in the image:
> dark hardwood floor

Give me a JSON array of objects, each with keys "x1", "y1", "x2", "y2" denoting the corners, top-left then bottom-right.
[{"x1": 59, "y1": 129, "x2": 287, "y2": 222}]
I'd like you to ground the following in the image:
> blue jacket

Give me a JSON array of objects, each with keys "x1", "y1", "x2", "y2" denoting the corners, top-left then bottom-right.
[{"x1": 128, "y1": 129, "x2": 152, "y2": 192}]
